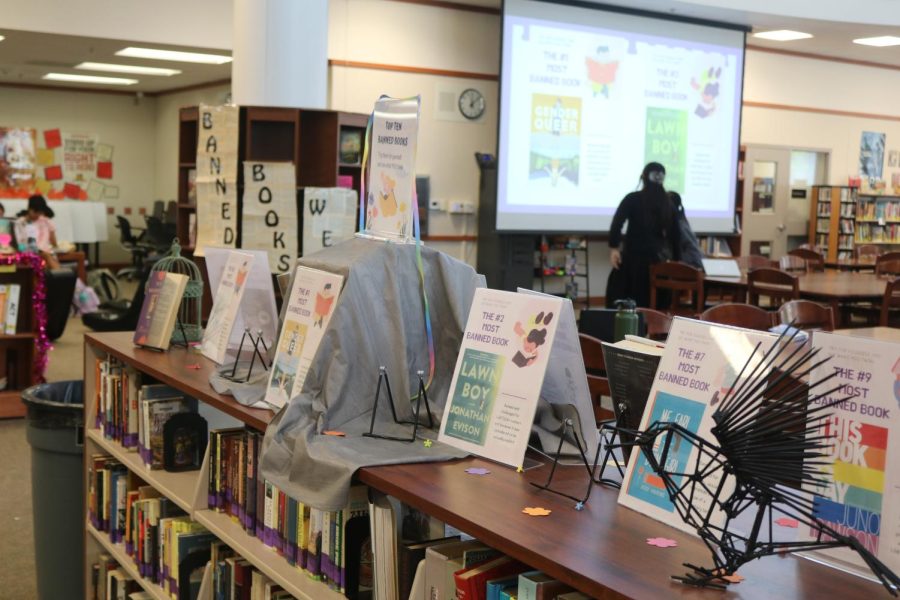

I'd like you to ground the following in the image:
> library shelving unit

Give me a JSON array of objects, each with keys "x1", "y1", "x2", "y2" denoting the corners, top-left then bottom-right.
[
  {"x1": 175, "y1": 105, "x2": 368, "y2": 252},
  {"x1": 82, "y1": 332, "x2": 344, "y2": 600},
  {"x1": 0, "y1": 263, "x2": 38, "y2": 418},
  {"x1": 534, "y1": 235, "x2": 590, "y2": 308},
  {"x1": 856, "y1": 193, "x2": 900, "y2": 248},
  {"x1": 698, "y1": 145, "x2": 744, "y2": 257},
  {"x1": 83, "y1": 331, "x2": 887, "y2": 600},
  {"x1": 808, "y1": 185, "x2": 858, "y2": 261}
]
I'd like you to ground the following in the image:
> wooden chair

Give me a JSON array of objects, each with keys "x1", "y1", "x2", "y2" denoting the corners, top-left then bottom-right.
[
  {"x1": 788, "y1": 248, "x2": 824, "y2": 272},
  {"x1": 799, "y1": 243, "x2": 826, "y2": 255},
  {"x1": 747, "y1": 267, "x2": 799, "y2": 309},
  {"x1": 875, "y1": 257, "x2": 900, "y2": 277},
  {"x1": 636, "y1": 307, "x2": 672, "y2": 341},
  {"x1": 649, "y1": 261, "x2": 705, "y2": 316},
  {"x1": 779, "y1": 255, "x2": 809, "y2": 274},
  {"x1": 855, "y1": 244, "x2": 882, "y2": 261},
  {"x1": 578, "y1": 333, "x2": 613, "y2": 422},
  {"x1": 778, "y1": 300, "x2": 835, "y2": 332},
  {"x1": 699, "y1": 303, "x2": 774, "y2": 331},
  {"x1": 735, "y1": 255, "x2": 777, "y2": 271},
  {"x1": 881, "y1": 278, "x2": 900, "y2": 327}
]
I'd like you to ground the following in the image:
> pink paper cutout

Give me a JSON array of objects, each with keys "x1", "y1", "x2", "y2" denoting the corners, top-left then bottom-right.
[
  {"x1": 465, "y1": 467, "x2": 490, "y2": 476},
  {"x1": 186, "y1": 364, "x2": 201, "y2": 370},
  {"x1": 646, "y1": 537, "x2": 678, "y2": 548},
  {"x1": 775, "y1": 517, "x2": 799, "y2": 528}
]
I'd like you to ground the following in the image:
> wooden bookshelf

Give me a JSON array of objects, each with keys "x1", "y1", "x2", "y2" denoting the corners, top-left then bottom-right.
[
  {"x1": 82, "y1": 332, "x2": 345, "y2": 600},
  {"x1": 0, "y1": 263, "x2": 38, "y2": 418},
  {"x1": 809, "y1": 185, "x2": 857, "y2": 261},
  {"x1": 82, "y1": 331, "x2": 888, "y2": 600}
]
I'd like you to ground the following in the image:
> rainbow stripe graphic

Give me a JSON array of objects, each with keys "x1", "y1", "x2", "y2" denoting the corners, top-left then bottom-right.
[{"x1": 813, "y1": 418, "x2": 887, "y2": 554}]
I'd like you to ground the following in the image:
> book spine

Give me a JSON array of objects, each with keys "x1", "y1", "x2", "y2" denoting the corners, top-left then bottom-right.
[
  {"x1": 4, "y1": 284, "x2": 18, "y2": 335},
  {"x1": 208, "y1": 431, "x2": 218, "y2": 509}
]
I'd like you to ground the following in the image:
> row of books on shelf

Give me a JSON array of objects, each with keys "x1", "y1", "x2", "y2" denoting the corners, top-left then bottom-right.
[
  {"x1": 208, "y1": 427, "x2": 371, "y2": 596},
  {"x1": 815, "y1": 186, "x2": 857, "y2": 203},
  {"x1": 857, "y1": 223, "x2": 900, "y2": 244},
  {"x1": 858, "y1": 200, "x2": 900, "y2": 222},
  {"x1": 838, "y1": 234, "x2": 855, "y2": 250},
  {"x1": 0, "y1": 283, "x2": 20, "y2": 334},
  {"x1": 839, "y1": 220, "x2": 855, "y2": 234},
  {"x1": 92, "y1": 554, "x2": 145, "y2": 600},
  {"x1": 95, "y1": 356, "x2": 198, "y2": 469}
]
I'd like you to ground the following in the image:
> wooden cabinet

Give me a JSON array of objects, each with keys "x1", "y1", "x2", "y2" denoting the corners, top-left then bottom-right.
[
  {"x1": 0, "y1": 263, "x2": 38, "y2": 418},
  {"x1": 809, "y1": 185, "x2": 857, "y2": 261}
]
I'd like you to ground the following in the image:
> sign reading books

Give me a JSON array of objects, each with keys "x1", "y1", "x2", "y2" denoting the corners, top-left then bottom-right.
[
  {"x1": 302, "y1": 187, "x2": 357, "y2": 256},
  {"x1": 618, "y1": 318, "x2": 775, "y2": 534},
  {"x1": 264, "y1": 266, "x2": 344, "y2": 409},
  {"x1": 195, "y1": 104, "x2": 239, "y2": 256},
  {"x1": 201, "y1": 248, "x2": 279, "y2": 365},
  {"x1": 242, "y1": 161, "x2": 297, "y2": 273},
  {"x1": 800, "y1": 332, "x2": 900, "y2": 580},
  {"x1": 132, "y1": 272, "x2": 189, "y2": 351},
  {"x1": 361, "y1": 96, "x2": 420, "y2": 242},
  {"x1": 438, "y1": 288, "x2": 562, "y2": 467}
]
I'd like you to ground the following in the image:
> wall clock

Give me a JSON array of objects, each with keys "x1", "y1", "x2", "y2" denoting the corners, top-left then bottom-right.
[{"x1": 458, "y1": 88, "x2": 486, "y2": 120}]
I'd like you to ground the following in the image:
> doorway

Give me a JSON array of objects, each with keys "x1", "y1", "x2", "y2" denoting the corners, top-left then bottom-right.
[{"x1": 741, "y1": 146, "x2": 829, "y2": 258}]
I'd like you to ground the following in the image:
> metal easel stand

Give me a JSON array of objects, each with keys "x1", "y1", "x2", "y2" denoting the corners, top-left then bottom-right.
[
  {"x1": 529, "y1": 417, "x2": 596, "y2": 510},
  {"x1": 363, "y1": 367, "x2": 435, "y2": 443},
  {"x1": 224, "y1": 328, "x2": 271, "y2": 383}
]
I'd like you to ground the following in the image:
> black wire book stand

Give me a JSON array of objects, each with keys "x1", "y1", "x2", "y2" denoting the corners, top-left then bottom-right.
[{"x1": 363, "y1": 367, "x2": 434, "y2": 443}]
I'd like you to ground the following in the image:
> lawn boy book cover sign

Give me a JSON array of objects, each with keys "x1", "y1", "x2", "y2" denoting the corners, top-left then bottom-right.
[
  {"x1": 264, "y1": 266, "x2": 344, "y2": 409},
  {"x1": 438, "y1": 288, "x2": 562, "y2": 467},
  {"x1": 618, "y1": 318, "x2": 775, "y2": 534},
  {"x1": 800, "y1": 332, "x2": 900, "y2": 580}
]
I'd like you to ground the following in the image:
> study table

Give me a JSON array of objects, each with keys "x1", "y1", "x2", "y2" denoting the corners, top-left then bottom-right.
[
  {"x1": 86, "y1": 332, "x2": 890, "y2": 600},
  {"x1": 824, "y1": 258, "x2": 877, "y2": 271},
  {"x1": 834, "y1": 326, "x2": 900, "y2": 343}
]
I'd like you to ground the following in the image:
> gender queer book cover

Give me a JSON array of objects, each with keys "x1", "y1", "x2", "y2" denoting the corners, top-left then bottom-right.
[
  {"x1": 264, "y1": 266, "x2": 344, "y2": 409},
  {"x1": 529, "y1": 94, "x2": 581, "y2": 190},
  {"x1": 799, "y1": 331, "x2": 900, "y2": 580},
  {"x1": 439, "y1": 288, "x2": 562, "y2": 467},
  {"x1": 618, "y1": 318, "x2": 775, "y2": 534}
]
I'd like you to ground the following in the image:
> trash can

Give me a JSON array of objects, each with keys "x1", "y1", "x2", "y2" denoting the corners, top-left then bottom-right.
[{"x1": 22, "y1": 380, "x2": 85, "y2": 600}]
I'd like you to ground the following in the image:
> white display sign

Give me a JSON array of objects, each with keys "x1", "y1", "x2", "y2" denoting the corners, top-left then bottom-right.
[
  {"x1": 195, "y1": 104, "x2": 239, "y2": 255},
  {"x1": 242, "y1": 161, "x2": 297, "y2": 274},
  {"x1": 302, "y1": 187, "x2": 357, "y2": 256}
]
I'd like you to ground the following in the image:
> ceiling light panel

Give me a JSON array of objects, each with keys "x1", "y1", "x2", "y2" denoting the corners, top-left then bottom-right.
[
  {"x1": 853, "y1": 36, "x2": 900, "y2": 47},
  {"x1": 753, "y1": 30, "x2": 813, "y2": 42},
  {"x1": 76, "y1": 62, "x2": 181, "y2": 76},
  {"x1": 43, "y1": 73, "x2": 138, "y2": 85},
  {"x1": 115, "y1": 47, "x2": 232, "y2": 64}
]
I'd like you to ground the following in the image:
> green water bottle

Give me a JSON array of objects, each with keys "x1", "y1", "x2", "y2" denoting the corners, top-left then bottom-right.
[{"x1": 614, "y1": 299, "x2": 639, "y2": 342}]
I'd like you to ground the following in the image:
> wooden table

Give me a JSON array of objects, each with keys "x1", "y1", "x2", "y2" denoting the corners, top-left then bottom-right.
[
  {"x1": 359, "y1": 457, "x2": 886, "y2": 599},
  {"x1": 825, "y1": 258, "x2": 876, "y2": 271},
  {"x1": 834, "y1": 326, "x2": 900, "y2": 343},
  {"x1": 57, "y1": 250, "x2": 86, "y2": 282}
]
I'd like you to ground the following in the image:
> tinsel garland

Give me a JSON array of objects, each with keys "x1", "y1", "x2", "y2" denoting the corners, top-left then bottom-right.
[{"x1": 2, "y1": 253, "x2": 51, "y2": 383}]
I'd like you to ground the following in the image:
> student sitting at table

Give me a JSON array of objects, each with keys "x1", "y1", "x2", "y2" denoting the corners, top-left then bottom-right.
[{"x1": 15, "y1": 194, "x2": 60, "y2": 269}]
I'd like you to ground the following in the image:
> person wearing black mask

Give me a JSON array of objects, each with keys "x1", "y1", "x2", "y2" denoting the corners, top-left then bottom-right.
[{"x1": 607, "y1": 162, "x2": 681, "y2": 308}]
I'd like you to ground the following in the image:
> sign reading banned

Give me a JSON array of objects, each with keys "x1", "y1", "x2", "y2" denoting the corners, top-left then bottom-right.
[{"x1": 195, "y1": 104, "x2": 239, "y2": 255}]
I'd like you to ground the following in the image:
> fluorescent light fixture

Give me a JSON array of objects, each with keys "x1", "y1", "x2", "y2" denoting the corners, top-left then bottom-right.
[
  {"x1": 753, "y1": 30, "x2": 813, "y2": 41},
  {"x1": 75, "y1": 61, "x2": 181, "y2": 76},
  {"x1": 853, "y1": 35, "x2": 900, "y2": 47},
  {"x1": 115, "y1": 46, "x2": 232, "y2": 64},
  {"x1": 43, "y1": 73, "x2": 138, "y2": 85},
  {"x1": 0, "y1": 36, "x2": 5, "y2": 42}
]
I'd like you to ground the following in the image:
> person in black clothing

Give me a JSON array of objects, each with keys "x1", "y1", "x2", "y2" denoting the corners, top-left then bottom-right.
[{"x1": 607, "y1": 162, "x2": 681, "y2": 308}]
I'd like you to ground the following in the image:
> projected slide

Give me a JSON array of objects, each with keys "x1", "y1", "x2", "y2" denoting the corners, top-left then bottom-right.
[{"x1": 497, "y1": 0, "x2": 745, "y2": 232}]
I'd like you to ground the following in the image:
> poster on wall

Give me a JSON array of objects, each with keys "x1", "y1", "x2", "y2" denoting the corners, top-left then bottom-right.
[
  {"x1": 62, "y1": 132, "x2": 98, "y2": 183},
  {"x1": 860, "y1": 131, "x2": 885, "y2": 180},
  {"x1": 0, "y1": 128, "x2": 37, "y2": 196},
  {"x1": 361, "y1": 96, "x2": 420, "y2": 242},
  {"x1": 242, "y1": 161, "x2": 298, "y2": 274},
  {"x1": 302, "y1": 187, "x2": 357, "y2": 256},
  {"x1": 195, "y1": 104, "x2": 239, "y2": 256}
]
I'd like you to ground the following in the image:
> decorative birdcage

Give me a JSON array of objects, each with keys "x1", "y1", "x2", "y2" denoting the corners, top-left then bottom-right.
[{"x1": 149, "y1": 239, "x2": 204, "y2": 345}]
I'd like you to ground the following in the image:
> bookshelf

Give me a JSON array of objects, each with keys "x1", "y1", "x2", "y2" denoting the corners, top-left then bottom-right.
[
  {"x1": 697, "y1": 145, "x2": 744, "y2": 257},
  {"x1": 808, "y1": 185, "x2": 858, "y2": 261},
  {"x1": 82, "y1": 332, "x2": 345, "y2": 600},
  {"x1": 856, "y1": 193, "x2": 900, "y2": 246},
  {"x1": 0, "y1": 263, "x2": 38, "y2": 418},
  {"x1": 82, "y1": 332, "x2": 887, "y2": 600},
  {"x1": 534, "y1": 235, "x2": 590, "y2": 308}
]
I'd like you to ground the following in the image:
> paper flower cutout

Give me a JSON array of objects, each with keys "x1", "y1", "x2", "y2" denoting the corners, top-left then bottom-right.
[
  {"x1": 522, "y1": 507, "x2": 552, "y2": 516},
  {"x1": 713, "y1": 569, "x2": 745, "y2": 583},
  {"x1": 646, "y1": 537, "x2": 678, "y2": 548},
  {"x1": 465, "y1": 467, "x2": 490, "y2": 475},
  {"x1": 323, "y1": 430, "x2": 346, "y2": 437},
  {"x1": 774, "y1": 517, "x2": 799, "y2": 528},
  {"x1": 516, "y1": 466, "x2": 524, "y2": 473},
  {"x1": 186, "y1": 364, "x2": 201, "y2": 370},
  {"x1": 423, "y1": 439, "x2": 433, "y2": 448},
  {"x1": 574, "y1": 501, "x2": 585, "y2": 511}
]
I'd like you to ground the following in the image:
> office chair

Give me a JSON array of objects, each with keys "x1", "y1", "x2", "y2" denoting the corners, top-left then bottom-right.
[{"x1": 115, "y1": 215, "x2": 151, "y2": 281}]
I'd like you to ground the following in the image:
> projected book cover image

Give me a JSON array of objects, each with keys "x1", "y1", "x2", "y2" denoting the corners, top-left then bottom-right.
[
  {"x1": 264, "y1": 266, "x2": 344, "y2": 409},
  {"x1": 800, "y1": 332, "x2": 900, "y2": 579},
  {"x1": 644, "y1": 107, "x2": 687, "y2": 193},
  {"x1": 529, "y1": 94, "x2": 581, "y2": 190},
  {"x1": 439, "y1": 288, "x2": 562, "y2": 467}
]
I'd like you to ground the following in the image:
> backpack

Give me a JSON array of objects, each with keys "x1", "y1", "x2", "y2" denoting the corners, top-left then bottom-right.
[{"x1": 86, "y1": 268, "x2": 120, "y2": 304}]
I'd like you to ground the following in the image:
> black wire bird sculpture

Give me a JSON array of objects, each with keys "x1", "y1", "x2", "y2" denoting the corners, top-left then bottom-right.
[{"x1": 631, "y1": 326, "x2": 900, "y2": 595}]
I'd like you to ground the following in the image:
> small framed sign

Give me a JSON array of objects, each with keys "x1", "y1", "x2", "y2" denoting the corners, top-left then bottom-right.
[{"x1": 163, "y1": 413, "x2": 208, "y2": 472}]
